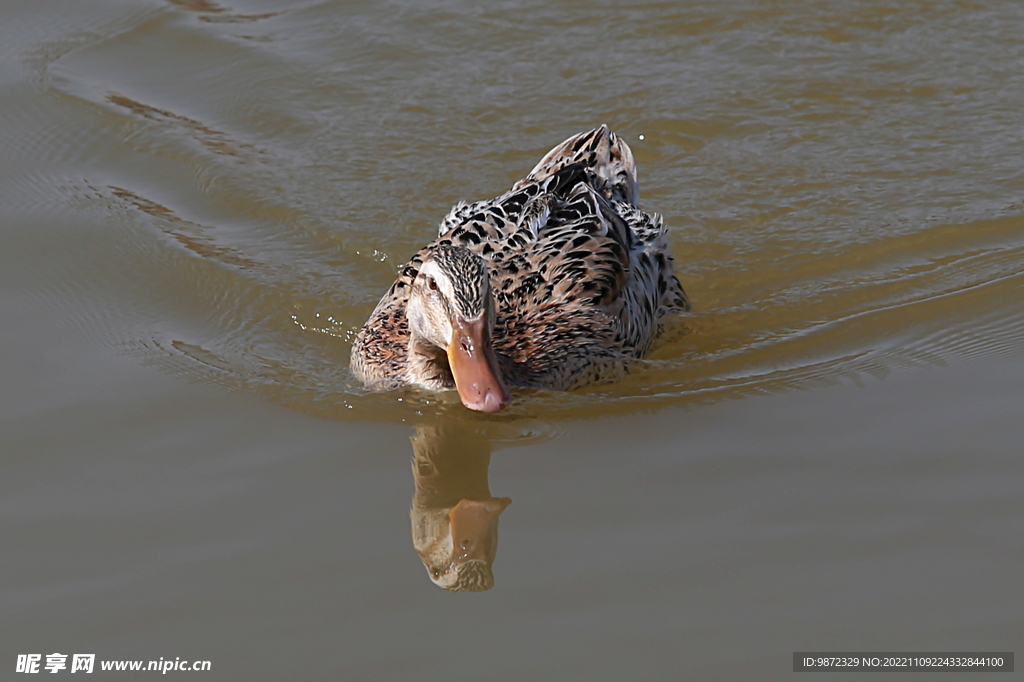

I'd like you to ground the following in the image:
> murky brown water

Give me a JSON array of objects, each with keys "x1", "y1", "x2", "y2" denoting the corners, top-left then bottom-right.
[{"x1": 2, "y1": 0, "x2": 1022, "y2": 679}]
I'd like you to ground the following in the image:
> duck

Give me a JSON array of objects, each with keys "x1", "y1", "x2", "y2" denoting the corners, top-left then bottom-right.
[{"x1": 350, "y1": 125, "x2": 690, "y2": 412}]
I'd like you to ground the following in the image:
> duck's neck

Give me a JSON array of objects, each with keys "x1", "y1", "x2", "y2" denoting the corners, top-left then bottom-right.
[{"x1": 407, "y1": 334, "x2": 455, "y2": 390}]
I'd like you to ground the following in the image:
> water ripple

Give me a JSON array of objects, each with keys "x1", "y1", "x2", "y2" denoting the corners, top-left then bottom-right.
[{"x1": 9, "y1": 0, "x2": 1024, "y2": 424}]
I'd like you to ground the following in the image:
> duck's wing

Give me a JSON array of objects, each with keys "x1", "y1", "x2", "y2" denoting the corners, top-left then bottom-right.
[
  {"x1": 436, "y1": 161, "x2": 583, "y2": 241},
  {"x1": 437, "y1": 124, "x2": 638, "y2": 249},
  {"x1": 616, "y1": 203, "x2": 691, "y2": 317},
  {"x1": 435, "y1": 172, "x2": 626, "y2": 326},
  {"x1": 433, "y1": 127, "x2": 682, "y2": 320},
  {"x1": 513, "y1": 124, "x2": 640, "y2": 207}
]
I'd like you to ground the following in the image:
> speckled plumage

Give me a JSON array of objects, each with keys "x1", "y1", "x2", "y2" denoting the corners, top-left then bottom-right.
[{"x1": 350, "y1": 125, "x2": 690, "y2": 394}]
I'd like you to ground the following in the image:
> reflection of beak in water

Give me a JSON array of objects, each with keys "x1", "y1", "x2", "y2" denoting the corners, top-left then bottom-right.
[{"x1": 410, "y1": 423, "x2": 511, "y2": 592}]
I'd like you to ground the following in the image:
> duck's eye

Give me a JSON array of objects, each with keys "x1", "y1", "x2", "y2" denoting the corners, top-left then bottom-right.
[{"x1": 426, "y1": 277, "x2": 438, "y2": 291}]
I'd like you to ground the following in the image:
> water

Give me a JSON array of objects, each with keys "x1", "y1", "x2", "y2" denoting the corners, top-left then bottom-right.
[{"x1": 2, "y1": 0, "x2": 1022, "y2": 679}]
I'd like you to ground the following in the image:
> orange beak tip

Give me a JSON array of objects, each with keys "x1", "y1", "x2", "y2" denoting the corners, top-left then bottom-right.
[{"x1": 466, "y1": 388, "x2": 510, "y2": 413}]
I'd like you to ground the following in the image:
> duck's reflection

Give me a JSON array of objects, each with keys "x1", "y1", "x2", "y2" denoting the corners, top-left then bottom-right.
[{"x1": 410, "y1": 422, "x2": 511, "y2": 592}]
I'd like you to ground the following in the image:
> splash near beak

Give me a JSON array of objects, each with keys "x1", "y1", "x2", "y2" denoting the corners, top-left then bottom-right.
[
  {"x1": 448, "y1": 497, "x2": 512, "y2": 563},
  {"x1": 447, "y1": 315, "x2": 511, "y2": 412}
]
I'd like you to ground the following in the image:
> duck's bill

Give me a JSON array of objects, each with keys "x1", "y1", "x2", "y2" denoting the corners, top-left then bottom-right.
[
  {"x1": 448, "y1": 497, "x2": 512, "y2": 563},
  {"x1": 447, "y1": 316, "x2": 511, "y2": 413}
]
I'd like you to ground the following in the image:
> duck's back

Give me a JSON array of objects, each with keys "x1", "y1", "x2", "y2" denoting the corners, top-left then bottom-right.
[{"x1": 434, "y1": 125, "x2": 687, "y2": 389}]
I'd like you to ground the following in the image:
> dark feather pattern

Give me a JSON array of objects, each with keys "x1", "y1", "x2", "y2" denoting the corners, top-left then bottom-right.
[{"x1": 350, "y1": 125, "x2": 689, "y2": 393}]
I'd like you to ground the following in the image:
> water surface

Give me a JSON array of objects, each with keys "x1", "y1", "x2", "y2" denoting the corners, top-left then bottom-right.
[{"x1": 2, "y1": 0, "x2": 1022, "y2": 679}]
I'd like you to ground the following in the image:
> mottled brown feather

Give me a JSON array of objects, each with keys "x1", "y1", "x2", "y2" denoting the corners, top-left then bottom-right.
[{"x1": 350, "y1": 125, "x2": 689, "y2": 393}]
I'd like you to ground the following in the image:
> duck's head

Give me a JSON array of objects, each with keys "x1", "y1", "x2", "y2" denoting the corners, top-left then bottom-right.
[{"x1": 406, "y1": 244, "x2": 511, "y2": 413}]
